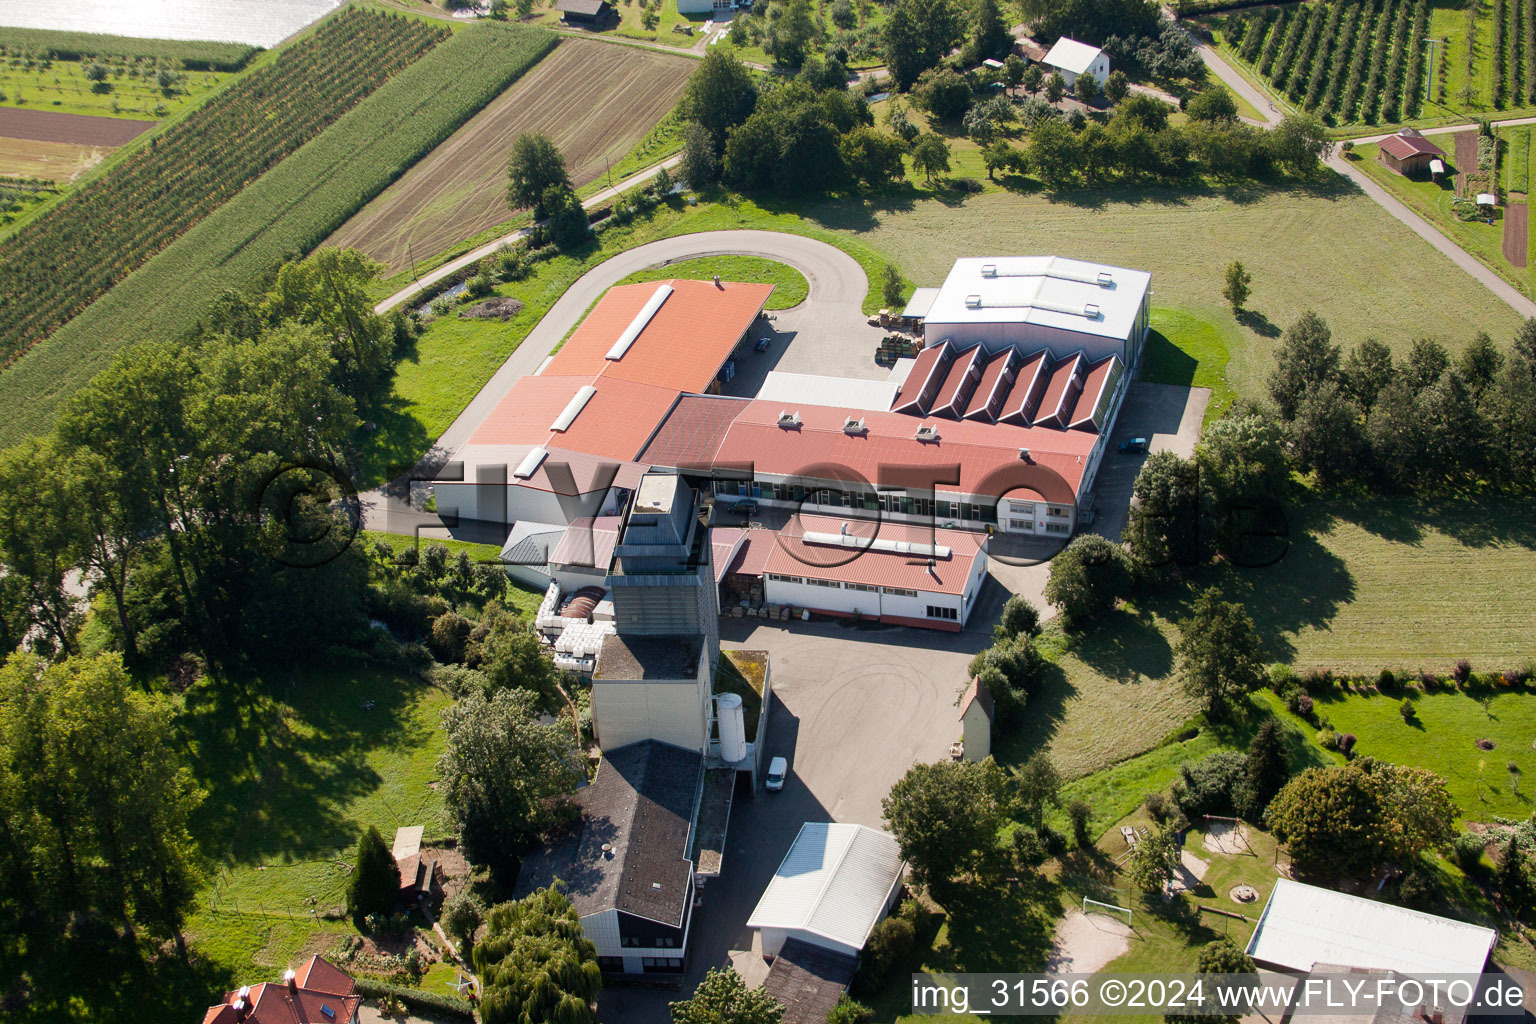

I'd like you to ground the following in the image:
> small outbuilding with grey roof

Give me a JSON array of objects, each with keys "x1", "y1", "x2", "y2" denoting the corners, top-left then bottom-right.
[
  {"x1": 555, "y1": 0, "x2": 615, "y2": 25},
  {"x1": 747, "y1": 822, "x2": 906, "y2": 959},
  {"x1": 1245, "y1": 878, "x2": 1497, "y2": 976},
  {"x1": 514, "y1": 740, "x2": 704, "y2": 978}
]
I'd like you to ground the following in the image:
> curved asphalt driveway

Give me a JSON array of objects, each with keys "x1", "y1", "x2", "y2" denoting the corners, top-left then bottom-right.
[{"x1": 428, "y1": 229, "x2": 869, "y2": 459}]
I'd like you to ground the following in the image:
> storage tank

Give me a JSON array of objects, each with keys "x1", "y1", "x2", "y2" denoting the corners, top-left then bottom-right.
[{"x1": 717, "y1": 693, "x2": 747, "y2": 763}]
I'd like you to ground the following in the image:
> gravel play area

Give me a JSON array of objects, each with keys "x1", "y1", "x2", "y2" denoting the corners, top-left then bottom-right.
[
  {"x1": 1047, "y1": 909, "x2": 1133, "y2": 974},
  {"x1": 1203, "y1": 821, "x2": 1252, "y2": 856}
]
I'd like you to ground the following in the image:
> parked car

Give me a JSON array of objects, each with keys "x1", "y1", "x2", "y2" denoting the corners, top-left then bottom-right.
[
  {"x1": 732, "y1": 498, "x2": 759, "y2": 515},
  {"x1": 1118, "y1": 436, "x2": 1150, "y2": 454},
  {"x1": 755, "y1": 336, "x2": 771, "y2": 352},
  {"x1": 765, "y1": 756, "x2": 788, "y2": 791}
]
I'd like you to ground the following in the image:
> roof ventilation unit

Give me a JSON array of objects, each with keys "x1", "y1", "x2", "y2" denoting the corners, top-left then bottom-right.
[
  {"x1": 965, "y1": 294, "x2": 983, "y2": 309},
  {"x1": 842, "y1": 416, "x2": 867, "y2": 435},
  {"x1": 1097, "y1": 271, "x2": 1114, "y2": 286},
  {"x1": 914, "y1": 424, "x2": 941, "y2": 442},
  {"x1": 980, "y1": 263, "x2": 998, "y2": 278},
  {"x1": 1083, "y1": 303, "x2": 1101, "y2": 319},
  {"x1": 512, "y1": 445, "x2": 549, "y2": 480},
  {"x1": 1018, "y1": 447, "x2": 1031, "y2": 461},
  {"x1": 777, "y1": 410, "x2": 802, "y2": 429}
]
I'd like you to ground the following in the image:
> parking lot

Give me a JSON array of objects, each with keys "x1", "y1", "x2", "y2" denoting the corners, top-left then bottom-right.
[{"x1": 595, "y1": 618, "x2": 985, "y2": 1023}]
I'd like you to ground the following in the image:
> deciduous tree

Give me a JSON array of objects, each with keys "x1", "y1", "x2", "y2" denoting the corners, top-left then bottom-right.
[
  {"x1": 1222, "y1": 260, "x2": 1251, "y2": 312},
  {"x1": 1177, "y1": 587, "x2": 1264, "y2": 718},
  {"x1": 682, "y1": 49, "x2": 758, "y2": 151},
  {"x1": 1125, "y1": 450, "x2": 1204, "y2": 568},
  {"x1": 1268, "y1": 310, "x2": 1340, "y2": 418},
  {"x1": 671, "y1": 967, "x2": 784, "y2": 1024},
  {"x1": 1043, "y1": 533, "x2": 1130, "y2": 628},
  {"x1": 476, "y1": 886, "x2": 601, "y2": 1024},
  {"x1": 911, "y1": 131, "x2": 952, "y2": 182},
  {"x1": 439, "y1": 688, "x2": 581, "y2": 878},
  {"x1": 507, "y1": 133, "x2": 572, "y2": 215},
  {"x1": 882, "y1": 758, "x2": 1011, "y2": 889}
]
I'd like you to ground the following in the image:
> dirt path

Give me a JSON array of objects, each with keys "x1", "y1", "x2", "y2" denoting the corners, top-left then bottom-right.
[{"x1": 1505, "y1": 199, "x2": 1529, "y2": 267}]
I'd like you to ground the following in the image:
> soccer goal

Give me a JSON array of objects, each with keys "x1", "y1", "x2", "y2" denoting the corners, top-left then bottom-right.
[{"x1": 1083, "y1": 896, "x2": 1133, "y2": 927}]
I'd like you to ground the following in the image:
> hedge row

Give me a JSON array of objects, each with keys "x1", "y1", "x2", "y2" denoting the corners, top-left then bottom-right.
[
  {"x1": 353, "y1": 977, "x2": 476, "y2": 1022},
  {"x1": 0, "y1": 21, "x2": 558, "y2": 445},
  {"x1": 0, "y1": 26, "x2": 258, "y2": 70}
]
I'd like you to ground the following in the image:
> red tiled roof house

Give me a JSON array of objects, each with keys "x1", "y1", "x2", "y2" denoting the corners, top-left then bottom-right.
[{"x1": 201, "y1": 956, "x2": 360, "y2": 1024}]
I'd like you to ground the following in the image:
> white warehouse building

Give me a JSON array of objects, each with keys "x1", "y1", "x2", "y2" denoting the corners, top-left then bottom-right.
[
  {"x1": 1041, "y1": 37, "x2": 1111, "y2": 88},
  {"x1": 917, "y1": 255, "x2": 1151, "y2": 367}
]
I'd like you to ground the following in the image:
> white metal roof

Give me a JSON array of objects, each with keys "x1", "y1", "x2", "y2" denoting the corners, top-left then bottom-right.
[
  {"x1": 1245, "y1": 879, "x2": 1497, "y2": 975},
  {"x1": 1043, "y1": 37, "x2": 1103, "y2": 75},
  {"x1": 747, "y1": 823, "x2": 905, "y2": 951},
  {"x1": 902, "y1": 287, "x2": 941, "y2": 319},
  {"x1": 755, "y1": 371, "x2": 900, "y2": 413},
  {"x1": 923, "y1": 256, "x2": 1151, "y2": 342}
]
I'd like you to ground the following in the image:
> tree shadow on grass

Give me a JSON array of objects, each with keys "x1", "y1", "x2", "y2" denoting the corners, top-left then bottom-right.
[
  {"x1": 17, "y1": 931, "x2": 236, "y2": 1024},
  {"x1": 1235, "y1": 308, "x2": 1280, "y2": 338},
  {"x1": 938, "y1": 870, "x2": 1063, "y2": 973},
  {"x1": 994, "y1": 659, "x2": 1074, "y2": 766},
  {"x1": 352, "y1": 390, "x2": 434, "y2": 493},
  {"x1": 181, "y1": 667, "x2": 427, "y2": 867},
  {"x1": 1071, "y1": 606, "x2": 1176, "y2": 685},
  {"x1": 1140, "y1": 328, "x2": 1200, "y2": 387},
  {"x1": 1323, "y1": 494, "x2": 1536, "y2": 551}
]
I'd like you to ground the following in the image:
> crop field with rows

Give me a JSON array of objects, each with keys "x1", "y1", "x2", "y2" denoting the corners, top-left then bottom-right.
[
  {"x1": 0, "y1": 20, "x2": 557, "y2": 445},
  {"x1": 1221, "y1": 0, "x2": 1432, "y2": 124},
  {"x1": 1217, "y1": 0, "x2": 1536, "y2": 125},
  {"x1": 0, "y1": 8, "x2": 447, "y2": 370}
]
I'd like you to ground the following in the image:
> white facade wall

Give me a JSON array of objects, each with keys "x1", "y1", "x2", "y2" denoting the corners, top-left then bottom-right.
[
  {"x1": 761, "y1": 544, "x2": 988, "y2": 627},
  {"x1": 962, "y1": 704, "x2": 991, "y2": 761},
  {"x1": 1053, "y1": 52, "x2": 1110, "y2": 88},
  {"x1": 432, "y1": 481, "x2": 576, "y2": 530},
  {"x1": 582, "y1": 907, "x2": 696, "y2": 974},
  {"x1": 592, "y1": 653, "x2": 710, "y2": 753},
  {"x1": 676, "y1": 0, "x2": 730, "y2": 13}
]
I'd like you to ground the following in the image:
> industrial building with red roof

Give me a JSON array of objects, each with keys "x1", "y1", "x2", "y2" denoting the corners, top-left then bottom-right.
[{"x1": 436, "y1": 255, "x2": 1146, "y2": 629}]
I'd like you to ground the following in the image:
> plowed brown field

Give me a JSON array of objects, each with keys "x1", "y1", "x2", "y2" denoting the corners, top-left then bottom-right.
[{"x1": 325, "y1": 37, "x2": 691, "y2": 273}]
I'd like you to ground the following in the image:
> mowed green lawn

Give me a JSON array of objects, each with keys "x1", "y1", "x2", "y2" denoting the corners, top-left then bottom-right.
[
  {"x1": 1260, "y1": 687, "x2": 1536, "y2": 821},
  {"x1": 1350, "y1": 143, "x2": 1532, "y2": 296},
  {"x1": 822, "y1": 174, "x2": 1526, "y2": 402},
  {"x1": 994, "y1": 495, "x2": 1536, "y2": 783},
  {"x1": 617, "y1": 255, "x2": 810, "y2": 309},
  {"x1": 180, "y1": 666, "x2": 449, "y2": 990}
]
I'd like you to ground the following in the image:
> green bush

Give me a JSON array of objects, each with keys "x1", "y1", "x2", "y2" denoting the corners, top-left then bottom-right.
[
  {"x1": 353, "y1": 978, "x2": 476, "y2": 1021},
  {"x1": 855, "y1": 914, "x2": 914, "y2": 992}
]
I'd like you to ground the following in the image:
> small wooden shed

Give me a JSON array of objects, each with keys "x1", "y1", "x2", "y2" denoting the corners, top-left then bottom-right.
[
  {"x1": 1379, "y1": 130, "x2": 1446, "y2": 177},
  {"x1": 958, "y1": 675, "x2": 994, "y2": 762},
  {"x1": 555, "y1": 0, "x2": 614, "y2": 25}
]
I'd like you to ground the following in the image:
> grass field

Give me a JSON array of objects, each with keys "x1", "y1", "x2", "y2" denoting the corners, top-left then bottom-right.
[
  {"x1": 1350, "y1": 142, "x2": 1533, "y2": 294},
  {"x1": 617, "y1": 255, "x2": 809, "y2": 309},
  {"x1": 1142, "y1": 307, "x2": 1238, "y2": 422},
  {"x1": 1261, "y1": 687, "x2": 1536, "y2": 821},
  {"x1": 1506, "y1": 124, "x2": 1533, "y2": 191},
  {"x1": 326, "y1": 36, "x2": 691, "y2": 274},
  {"x1": 992, "y1": 494, "x2": 1536, "y2": 791},
  {"x1": 525, "y1": 0, "x2": 711, "y2": 48},
  {"x1": 0, "y1": 61, "x2": 234, "y2": 121},
  {"x1": 0, "y1": 134, "x2": 108, "y2": 180},
  {"x1": 824, "y1": 170, "x2": 1525, "y2": 404},
  {"x1": 0, "y1": 20, "x2": 557, "y2": 448},
  {"x1": 171, "y1": 665, "x2": 448, "y2": 1012}
]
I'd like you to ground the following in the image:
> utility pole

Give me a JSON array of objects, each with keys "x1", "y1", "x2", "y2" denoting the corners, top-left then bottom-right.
[{"x1": 1426, "y1": 38, "x2": 1447, "y2": 102}]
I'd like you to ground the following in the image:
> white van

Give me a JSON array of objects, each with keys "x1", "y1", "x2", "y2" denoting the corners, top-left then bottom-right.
[{"x1": 765, "y1": 756, "x2": 788, "y2": 791}]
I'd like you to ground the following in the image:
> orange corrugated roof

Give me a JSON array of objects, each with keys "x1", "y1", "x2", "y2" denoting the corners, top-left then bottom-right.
[
  {"x1": 762, "y1": 515, "x2": 986, "y2": 595},
  {"x1": 713, "y1": 400, "x2": 1095, "y2": 503},
  {"x1": 469, "y1": 375, "x2": 681, "y2": 461},
  {"x1": 542, "y1": 279, "x2": 772, "y2": 392}
]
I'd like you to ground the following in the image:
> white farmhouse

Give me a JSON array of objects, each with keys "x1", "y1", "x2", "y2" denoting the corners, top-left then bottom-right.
[{"x1": 1042, "y1": 36, "x2": 1110, "y2": 88}]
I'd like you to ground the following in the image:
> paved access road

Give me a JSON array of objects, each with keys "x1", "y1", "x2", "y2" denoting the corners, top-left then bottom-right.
[{"x1": 417, "y1": 229, "x2": 870, "y2": 462}]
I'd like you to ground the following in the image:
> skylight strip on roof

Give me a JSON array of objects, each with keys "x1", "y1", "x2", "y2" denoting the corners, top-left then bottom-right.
[
  {"x1": 512, "y1": 445, "x2": 549, "y2": 479},
  {"x1": 549, "y1": 385, "x2": 598, "y2": 432},
  {"x1": 606, "y1": 284, "x2": 674, "y2": 361}
]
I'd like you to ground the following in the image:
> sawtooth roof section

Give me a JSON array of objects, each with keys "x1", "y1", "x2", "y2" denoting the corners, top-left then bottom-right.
[
  {"x1": 890, "y1": 341, "x2": 952, "y2": 415},
  {"x1": 963, "y1": 348, "x2": 1020, "y2": 422},
  {"x1": 998, "y1": 349, "x2": 1052, "y2": 425},
  {"x1": 928, "y1": 344, "x2": 986, "y2": 420}
]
